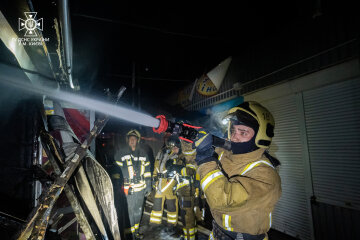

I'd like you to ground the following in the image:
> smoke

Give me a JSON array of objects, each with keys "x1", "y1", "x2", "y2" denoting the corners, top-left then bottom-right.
[{"x1": 199, "y1": 112, "x2": 228, "y2": 138}]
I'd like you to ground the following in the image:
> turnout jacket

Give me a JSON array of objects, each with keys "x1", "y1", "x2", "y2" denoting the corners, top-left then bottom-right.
[
  {"x1": 114, "y1": 147, "x2": 152, "y2": 194},
  {"x1": 197, "y1": 148, "x2": 281, "y2": 235},
  {"x1": 153, "y1": 148, "x2": 184, "y2": 194},
  {"x1": 176, "y1": 143, "x2": 200, "y2": 196}
]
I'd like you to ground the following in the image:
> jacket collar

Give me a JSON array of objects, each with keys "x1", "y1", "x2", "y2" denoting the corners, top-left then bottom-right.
[{"x1": 218, "y1": 148, "x2": 265, "y2": 165}]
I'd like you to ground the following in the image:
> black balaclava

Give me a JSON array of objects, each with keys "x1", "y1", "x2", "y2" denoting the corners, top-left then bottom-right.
[{"x1": 231, "y1": 135, "x2": 259, "y2": 154}]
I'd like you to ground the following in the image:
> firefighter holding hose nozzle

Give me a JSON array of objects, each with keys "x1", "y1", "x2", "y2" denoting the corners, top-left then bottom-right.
[
  {"x1": 151, "y1": 101, "x2": 282, "y2": 239},
  {"x1": 191, "y1": 101, "x2": 282, "y2": 240}
]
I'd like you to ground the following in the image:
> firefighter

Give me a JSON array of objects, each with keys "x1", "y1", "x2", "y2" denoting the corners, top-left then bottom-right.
[
  {"x1": 194, "y1": 101, "x2": 282, "y2": 240},
  {"x1": 114, "y1": 129, "x2": 151, "y2": 240},
  {"x1": 176, "y1": 140, "x2": 202, "y2": 240},
  {"x1": 149, "y1": 135, "x2": 184, "y2": 229}
]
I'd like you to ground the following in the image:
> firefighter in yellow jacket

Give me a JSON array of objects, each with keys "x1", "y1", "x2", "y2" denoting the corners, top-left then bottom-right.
[
  {"x1": 194, "y1": 101, "x2": 282, "y2": 240},
  {"x1": 176, "y1": 140, "x2": 203, "y2": 240},
  {"x1": 150, "y1": 135, "x2": 184, "y2": 227},
  {"x1": 114, "y1": 129, "x2": 152, "y2": 240}
]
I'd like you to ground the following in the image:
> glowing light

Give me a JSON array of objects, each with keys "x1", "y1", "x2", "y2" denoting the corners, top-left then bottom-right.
[{"x1": 222, "y1": 119, "x2": 229, "y2": 125}]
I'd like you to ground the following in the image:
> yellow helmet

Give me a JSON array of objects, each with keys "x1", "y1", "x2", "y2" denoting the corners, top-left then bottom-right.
[
  {"x1": 224, "y1": 101, "x2": 275, "y2": 148},
  {"x1": 126, "y1": 129, "x2": 141, "y2": 143}
]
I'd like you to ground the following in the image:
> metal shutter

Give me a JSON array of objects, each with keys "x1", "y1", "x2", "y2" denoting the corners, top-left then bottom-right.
[
  {"x1": 260, "y1": 95, "x2": 313, "y2": 240},
  {"x1": 303, "y1": 78, "x2": 360, "y2": 209}
]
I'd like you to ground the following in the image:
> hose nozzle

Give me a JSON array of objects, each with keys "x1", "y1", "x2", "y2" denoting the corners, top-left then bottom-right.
[
  {"x1": 152, "y1": 115, "x2": 200, "y2": 143},
  {"x1": 153, "y1": 115, "x2": 169, "y2": 133},
  {"x1": 152, "y1": 115, "x2": 232, "y2": 150}
]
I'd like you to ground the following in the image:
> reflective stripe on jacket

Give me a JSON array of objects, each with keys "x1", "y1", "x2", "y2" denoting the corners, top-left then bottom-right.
[
  {"x1": 114, "y1": 148, "x2": 151, "y2": 192},
  {"x1": 197, "y1": 148, "x2": 281, "y2": 235}
]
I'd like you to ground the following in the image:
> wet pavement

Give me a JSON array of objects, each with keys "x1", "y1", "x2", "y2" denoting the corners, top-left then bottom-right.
[
  {"x1": 139, "y1": 212, "x2": 209, "y2": 240},
  {"x1": 139, "y1": 199, "x2": 210, "y2": 240},
  {"x1": 123, "y1": 192, "x2": 297, "y2": 240}
]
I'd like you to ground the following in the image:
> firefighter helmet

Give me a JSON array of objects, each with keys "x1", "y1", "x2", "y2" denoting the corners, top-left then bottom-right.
[
  {"x1": 224, "y1": 101, "x2": 275, "y2": 148},
  {"x1": 126, "y1": 129, "x2": 141, "y2": 143},
  {"x1": 166, "y1": 135, "x2": 181, "y2": 149}
]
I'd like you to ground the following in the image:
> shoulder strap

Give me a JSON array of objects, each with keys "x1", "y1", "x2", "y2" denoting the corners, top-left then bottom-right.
[{"x1": 264, "y1": 150, "x2": 281, "y2": 167}]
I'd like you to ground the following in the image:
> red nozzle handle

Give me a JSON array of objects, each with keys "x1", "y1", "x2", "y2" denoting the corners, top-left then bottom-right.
[
  {"x1": 182, "y1": 123, "x2": 202, "y2": 129},
  {"x1": 179, "y1": 137, "x2": 193, "y2": 143},
  {"x1": 153, "y1": 115, "x2": 169, "y2": 133}
]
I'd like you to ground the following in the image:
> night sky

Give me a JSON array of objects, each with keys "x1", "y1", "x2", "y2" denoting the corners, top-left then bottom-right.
[{"x1": 70, "y1": 1, "x2": 316, "y2": 103}]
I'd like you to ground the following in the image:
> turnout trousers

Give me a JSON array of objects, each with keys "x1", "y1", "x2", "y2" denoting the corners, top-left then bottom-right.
[
  {"x1": 150, "y1": 179, "x2": 178, "y2": 226},
  {"x1": 124, "y1": 190, "x2": 145, "y2": 238},
  {"x1": 177, "y1": 185, "x2": 197, "y2": 240}
]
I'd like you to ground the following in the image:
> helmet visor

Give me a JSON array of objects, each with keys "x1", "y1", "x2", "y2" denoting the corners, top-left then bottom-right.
[{"x1": 224, "y1": 110, "x2": 259, "y2": 131}]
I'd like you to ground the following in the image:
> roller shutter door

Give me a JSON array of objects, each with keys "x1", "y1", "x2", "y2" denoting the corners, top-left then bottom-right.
[
  {"x1": 259, "y1": 95, "x2": 313, "y2": 240},
  {"x1": 303, "y1": 78, "x2": 360, "y2": 209}
]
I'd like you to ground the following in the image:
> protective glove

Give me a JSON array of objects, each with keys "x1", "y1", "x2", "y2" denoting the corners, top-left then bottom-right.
[
  {"x1": 193, "y1": 129, "x2": 216, "y2": 165},
  {"x1": 194, "y1": 206, "x2": 204, "y2": 222}
]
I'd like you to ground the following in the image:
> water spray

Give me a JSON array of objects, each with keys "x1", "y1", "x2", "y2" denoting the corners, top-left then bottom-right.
[
  {"x1": 0, "y1": 65, "x2": 159, "y2": 128},
  {"x1": 0, "y1": 63, "x2": 231, "y2": 149}
]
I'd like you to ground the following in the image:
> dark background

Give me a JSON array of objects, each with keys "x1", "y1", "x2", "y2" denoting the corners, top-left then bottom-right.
[
  {"x1": 69, "y1": 1, "x2": 327, "y2": 101},
  {"x1": 67, "y1": 0, "x2": 359, "y2": 134}
]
